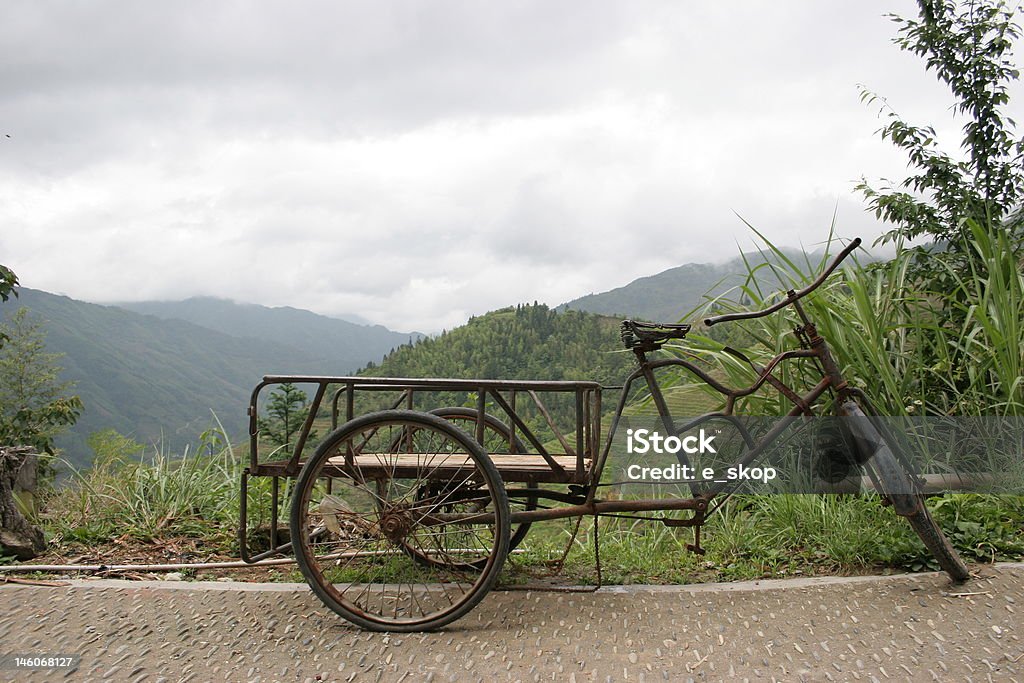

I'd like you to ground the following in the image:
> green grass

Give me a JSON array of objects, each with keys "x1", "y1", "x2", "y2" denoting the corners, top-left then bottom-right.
[
  {"x1": 39, "y1": 426, "x2": 275, "y2": 555},
  {"x1": 21, "y1": 422, "x2": 1024, "y2": 583},
  {"x1": 667, "y1": 223, "x2": 1023, "y2": 418},
  {"x1": 503, "y1": 493, "x2": 1024, "y2": 585}
]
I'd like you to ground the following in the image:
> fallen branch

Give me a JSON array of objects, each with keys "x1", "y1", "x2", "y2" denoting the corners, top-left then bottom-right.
[
  {"x1": 1, "y1": 575, "x2": 69, "y2": 587},
  {"x1": 0, "y1": 556, "x2": 298, "y2": 573},
  {"x1": 0, "y1": 548, "x2": 527, "y2": 574}
]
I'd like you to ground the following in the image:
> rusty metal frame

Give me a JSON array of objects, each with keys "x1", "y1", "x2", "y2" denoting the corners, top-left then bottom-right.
[
  {"x1": 239, "y1": 375, "x2": 602, "y2": 561},
  {"x1": 237, "y1": 339, "x2": 841, "y2": 562}
]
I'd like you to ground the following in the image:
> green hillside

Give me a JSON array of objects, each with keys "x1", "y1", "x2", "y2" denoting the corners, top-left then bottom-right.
[
  {"x1": 358, "y1": 304, "x2": 637, "y2": 445},
  {"x1": 1, "y1": 290, "x2": 411, "y2": 468},
  {"x1": 4, "y1": 249, "x2": 832, "y2": 470}
]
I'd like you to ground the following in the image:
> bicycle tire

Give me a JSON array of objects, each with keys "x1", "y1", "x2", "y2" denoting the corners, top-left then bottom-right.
[
  {"x1": 429, "y1": 406, "x2": 536, "y2": 554},
  {"x1": 291, "y1": 410, "x2": 511, "y2": 631},
  {"x1": 842, "y1": 400, "x2": 969, "y2": 582}
]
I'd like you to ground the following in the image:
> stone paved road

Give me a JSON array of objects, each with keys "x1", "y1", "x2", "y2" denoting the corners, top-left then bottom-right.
[{"x1": 1, "y1": 565, "x2": 1022, "y2": 682}]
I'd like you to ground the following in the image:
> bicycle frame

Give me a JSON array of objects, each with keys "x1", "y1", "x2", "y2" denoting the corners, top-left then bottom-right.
[
  {"x1": 593, "y1": 346, "x2": 836, "y2": 495},
  {"x1": 579, "y1": 242, "x2": 862, "y2": 533},
  {"x1": 281, "y1": 235, "x2": 969, "y2": 631},
  {"x1": 493, "y1": 290, "x2": 857, "y2": 529}
]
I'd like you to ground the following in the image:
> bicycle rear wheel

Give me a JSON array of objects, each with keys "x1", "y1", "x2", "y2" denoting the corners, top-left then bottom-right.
[
  {"x1": 429, "y1": 406, "x2": 536, "y2": 555},
  {"x1": 841, "y1": 400, "x2": 969, "y2": 582}
]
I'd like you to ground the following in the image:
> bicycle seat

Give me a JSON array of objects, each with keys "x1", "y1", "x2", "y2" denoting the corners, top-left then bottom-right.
[{"x1": 620, "y1": 320, "x2": 691, "y2": 351}]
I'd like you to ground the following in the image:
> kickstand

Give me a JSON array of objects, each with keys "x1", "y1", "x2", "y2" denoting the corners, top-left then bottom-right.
[
  {"x1": 686, "y1": 525, "x2": 706, "y2": 556},
  {"x1": 553, "y1": 512, "x2": 584, "y2": 575}
]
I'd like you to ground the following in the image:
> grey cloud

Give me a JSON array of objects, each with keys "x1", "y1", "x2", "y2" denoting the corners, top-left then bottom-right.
[{"x1": 4, "y1": 0, "x2": 1013, "y2": 332}]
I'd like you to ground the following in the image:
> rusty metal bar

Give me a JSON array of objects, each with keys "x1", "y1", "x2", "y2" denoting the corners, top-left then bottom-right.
[
  {"x1": 285, "y1": 381, "x2": 328, "y2": 475},
  {"x1": 430, "y1": 496, "x2": 705, "y2": 526},
  {"x1": 238, "y1": 469, "x2": 251, "y2": 562},
  {"x1": 262, "y1": 374, "x2": 601, "y2": 392},
  {"x1": 581, "y1": 390, "x2": 590, "y2": 480},
  {"x1": 510, "y1": 390, "x2": 517, "y2": 451},
  {"x1": 476, "y1": 389, "x2": 487, "y2": 446},
  {"x1": 247, "y1": 378, "x2": 273, "y2": 471},
  {"x1": 527, "y1": 390, "x2": 575, "y2": 456},
  {"x1": 576, "y1": 388, "x2": 585, "y2": 479},
  {"x1": 488, "y1": 390, "x2": 566, "y2": 476},
  {"x1": 269, "y1": 475, "x2": 279, "y2": 550}
]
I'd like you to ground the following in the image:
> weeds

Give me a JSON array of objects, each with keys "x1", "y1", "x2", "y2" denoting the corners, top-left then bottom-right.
[
  {"x1": 40, "y1": 426, "x2": 266, "y2": 554},
  {"x1": 505, "y1": 493, "x2": 1024, "y2": 585}
]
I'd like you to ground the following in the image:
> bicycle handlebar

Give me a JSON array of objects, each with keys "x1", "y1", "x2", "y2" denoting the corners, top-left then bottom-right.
[{"x1": 703, "y1": 237, "x2": 862, "y2": 327}]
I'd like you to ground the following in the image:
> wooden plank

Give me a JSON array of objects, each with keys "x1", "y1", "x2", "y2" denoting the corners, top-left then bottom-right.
[
  {"x1": 326, "y1": 453, "x2": 585, "y2": 473},
  {"x1": 254, "y1": 453, "x2": 592, "y2": 484}
]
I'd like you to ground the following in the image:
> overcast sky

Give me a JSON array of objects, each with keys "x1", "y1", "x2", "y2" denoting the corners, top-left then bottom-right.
[{"x1": 1, "y1": 1, "x2": 1018, "y2": 332}]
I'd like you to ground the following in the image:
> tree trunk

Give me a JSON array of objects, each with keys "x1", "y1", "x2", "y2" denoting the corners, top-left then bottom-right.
[{"x1": 0, "y1": 446, "x2": 46, "y2": 560}]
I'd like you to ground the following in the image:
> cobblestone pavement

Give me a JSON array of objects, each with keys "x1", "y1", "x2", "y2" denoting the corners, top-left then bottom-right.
[{"x1": 1, "y1": 565, "x2": 1022, "y2": 682}]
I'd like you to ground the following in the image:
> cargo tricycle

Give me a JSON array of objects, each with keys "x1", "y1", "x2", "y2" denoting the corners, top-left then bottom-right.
[{"x1": 238, "y1": 237, "x2": 968, "y2": 631}]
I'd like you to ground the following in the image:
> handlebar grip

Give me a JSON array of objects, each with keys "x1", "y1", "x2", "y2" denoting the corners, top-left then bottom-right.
[{"x1": 703, "y1": 237, "x2": 862, "y2": 327}]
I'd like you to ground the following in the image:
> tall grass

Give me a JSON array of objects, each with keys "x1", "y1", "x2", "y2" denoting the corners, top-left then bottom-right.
[
  {"x1": 505, "y1": 491, "x2": 1024, "y2": 584},
  {"x1": 535, "y1": 222, "x2": 1024, "y2": 579},
  {"x1": 670, "y1": 223, "x2": 1023, "y2": 417},
  {"x1": 41, "y1": 426, "x2": 267, "y2": 550}
]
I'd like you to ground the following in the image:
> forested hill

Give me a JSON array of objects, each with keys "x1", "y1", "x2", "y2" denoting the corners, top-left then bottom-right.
[{"x1": 362, "y1": 304, "x2": 633, "y2": 386}]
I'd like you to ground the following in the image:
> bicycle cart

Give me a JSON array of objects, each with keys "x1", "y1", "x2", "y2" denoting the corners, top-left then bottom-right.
[{"x1": 238, "y1": 237, "x2": 969, "y2": 632}]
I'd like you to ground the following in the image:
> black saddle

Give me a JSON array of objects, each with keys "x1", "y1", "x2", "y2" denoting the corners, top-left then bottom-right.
[{"x1": 620, "y1": 319, "x2": 691, "y2": 351}]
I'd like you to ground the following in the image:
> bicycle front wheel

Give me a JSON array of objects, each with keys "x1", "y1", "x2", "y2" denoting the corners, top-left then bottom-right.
[{"x1": 841, "y1": 400, "x2": 969, "y2": 582}]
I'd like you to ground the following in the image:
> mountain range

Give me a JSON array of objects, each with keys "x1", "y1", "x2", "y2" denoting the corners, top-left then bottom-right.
[
  {"x1": 2, "y1": 291, "x2": 418, "y2": 467},
  {"x1": 558, "y1": 247, "x2": 822, "y2": 322}
]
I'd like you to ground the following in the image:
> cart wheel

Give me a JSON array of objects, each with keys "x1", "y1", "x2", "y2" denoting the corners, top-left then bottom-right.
[
  {"x1": 428, "y1": 407, "x2": 537, "y2": 557},
  {"x1": 291, "y1": 410, "x2": 511, "y2": 632}
]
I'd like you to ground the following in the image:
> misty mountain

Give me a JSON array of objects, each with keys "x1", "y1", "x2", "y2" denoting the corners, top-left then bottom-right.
[
  {"x1": 558, "y1": 248, "x2": 823, "y2": 322},
  {"x1": 2, "y1": 290, "x2": 416, "y2": 467},
  {"x1": 118, "y1": 297, "x2": 421, "y2": 371},
  {"x1": 4, "y1": 247, "x2": 849, "y2": 469}
]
